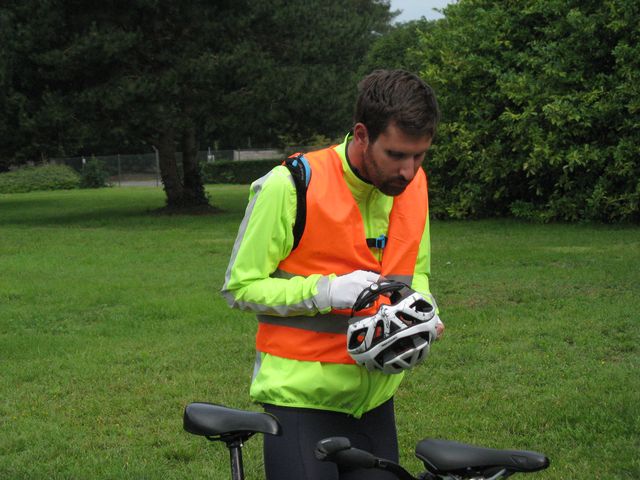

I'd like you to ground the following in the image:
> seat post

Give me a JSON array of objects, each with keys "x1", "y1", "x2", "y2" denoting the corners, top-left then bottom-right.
[{"x1": 226, "y1": 439, "x2": 245, "y2": 480}]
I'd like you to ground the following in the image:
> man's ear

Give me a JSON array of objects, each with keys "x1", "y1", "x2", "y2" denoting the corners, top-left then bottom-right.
[{"x1": 353, "y1": 123, "x2": 370, "y2": 150}]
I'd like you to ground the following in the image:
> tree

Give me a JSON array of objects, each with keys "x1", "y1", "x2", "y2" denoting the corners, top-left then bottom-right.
[
  {"x1": 3, "y1": 0, "x2": 248, "y2": 209},
  {"x1": 412, "y1": 0, "x2": 639, "y2": 222},
  {"x1": 0, "y1": 2, "x2": 73, "y2": 169},
  {"x1": 0, "y1": 8, "x2": 14, "y2": 172},
  {"x1": 2, "y1": 0, "x2": 396, "y2": 209},
  {"x1": 69, "y1": 0, "x2": 250, "y2": 210},
  {"x1": 359, "y1": 19, "x2": 433, "y2": 75},
  {"x1": 217, "y1": 0, "x2": 395, "y2": 148}
]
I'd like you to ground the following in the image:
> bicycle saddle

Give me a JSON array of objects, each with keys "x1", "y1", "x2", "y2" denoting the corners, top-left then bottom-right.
[
  {"x1": 183, "y1": 402, "x2": 281, "y2": 441},
  {"x1": 415, "y1": 438, "x2": 549, "y2": 476}
]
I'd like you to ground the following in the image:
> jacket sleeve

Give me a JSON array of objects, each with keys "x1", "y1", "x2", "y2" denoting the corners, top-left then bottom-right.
[
  {"x1": 410, "y1": 213, "x2": 432, "y2": 297},
  {"x1": 221, "y1": 166, "x2": 333, "y2": 316}
]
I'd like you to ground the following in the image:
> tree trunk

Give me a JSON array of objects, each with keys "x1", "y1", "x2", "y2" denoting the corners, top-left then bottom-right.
[
  {"x1": 181, "y1": 122, "x2": 209, "y2": 206},
  {"x1": 154, "y1": 124, "x2": 215, "y2": 213},
  {"x1": 156, "y1": 128, "x2": 184, "y2": 208}
]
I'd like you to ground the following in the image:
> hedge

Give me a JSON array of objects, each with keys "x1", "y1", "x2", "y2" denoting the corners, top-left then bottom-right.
[
  {"x1": 0, "y1": 164, "x2": 81, "y2": 194},
  {"x1": 201, "y1": 159, "x2": 282, "y2": 185},
  {"x1": 413, "y1": 0, "x2": 639, "y2": 223}
]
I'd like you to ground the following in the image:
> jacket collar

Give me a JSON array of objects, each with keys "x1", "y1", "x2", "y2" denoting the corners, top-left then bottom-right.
[{"x1": 333, "y1": 133, "x2": 380, "y2": 201}]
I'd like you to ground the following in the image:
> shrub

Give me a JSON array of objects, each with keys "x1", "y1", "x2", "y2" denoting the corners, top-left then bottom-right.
[
  {"x1": 0, "y1": 164, "x2": 80, "y2": 194},
  {"x1": 411, "y1": 0, "x2": 640, "y2": 223},
  {"x1": 202, "y1": 159, "x2": 282, "y2": 184},
  {"x1": 80, "y1": 157, "x2": 110, "y2": 188}
]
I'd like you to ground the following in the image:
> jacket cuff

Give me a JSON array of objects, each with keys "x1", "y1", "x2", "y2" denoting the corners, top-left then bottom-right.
[{"x1": 313, "y1": 275, "x2": 334, "y2": 313}]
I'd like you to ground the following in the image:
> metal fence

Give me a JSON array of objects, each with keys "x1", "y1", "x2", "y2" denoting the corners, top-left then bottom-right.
[{"x1": 50, "y1": 148, "x2": 293, "y2": 186}]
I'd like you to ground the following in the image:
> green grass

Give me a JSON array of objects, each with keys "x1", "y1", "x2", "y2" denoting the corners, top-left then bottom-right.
[{"x1": 1, "y1": 186, "x2": 638, "y2": 479}]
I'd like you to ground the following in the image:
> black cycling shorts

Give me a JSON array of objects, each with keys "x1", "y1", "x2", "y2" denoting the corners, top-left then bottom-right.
[{"x1": 263, "y1": 398, "x2": 398, "y2": 480}]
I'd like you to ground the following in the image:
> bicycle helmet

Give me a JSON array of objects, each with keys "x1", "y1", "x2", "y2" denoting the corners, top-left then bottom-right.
[{"x1": 347, "y1": 281, "x2": 438, "y2": 374}]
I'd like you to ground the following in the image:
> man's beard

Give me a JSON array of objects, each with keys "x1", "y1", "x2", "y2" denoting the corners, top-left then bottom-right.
[
  {"x1": 363, "y1": 148, "x2": 410, "y2": 196},
  {"x1": 379, "y1": 178, "x2": 410, "y2": 196}
]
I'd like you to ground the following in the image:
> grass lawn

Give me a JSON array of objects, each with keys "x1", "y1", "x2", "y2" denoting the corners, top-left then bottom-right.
[{"x1": 1, "y1": 186, "x2": 638, "y2": 479}]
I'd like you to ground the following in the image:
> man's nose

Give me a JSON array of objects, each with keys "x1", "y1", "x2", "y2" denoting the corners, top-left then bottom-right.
[{"x1": 398, "y1": 159, "x2": 415, "y2": 181}]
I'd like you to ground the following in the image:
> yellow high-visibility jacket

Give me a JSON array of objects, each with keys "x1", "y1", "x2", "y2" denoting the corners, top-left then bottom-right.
[{"x1": 222, "y1": 134, "x2": 433, "y2": 418}]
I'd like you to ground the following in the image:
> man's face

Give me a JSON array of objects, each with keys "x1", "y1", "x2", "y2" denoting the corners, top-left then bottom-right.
[{"x1": 360, "y1": 122, "x2": 432, "y2": 196}]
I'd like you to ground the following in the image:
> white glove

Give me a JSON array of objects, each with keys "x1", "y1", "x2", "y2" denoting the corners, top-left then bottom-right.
[{"x1": 327, "y1": 270, "x2": 380, "y2": 310}]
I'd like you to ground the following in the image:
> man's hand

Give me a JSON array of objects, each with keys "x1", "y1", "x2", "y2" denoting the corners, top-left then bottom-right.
[{"x1": 328, "y1": 270, "x2": 380, "y2": 309}]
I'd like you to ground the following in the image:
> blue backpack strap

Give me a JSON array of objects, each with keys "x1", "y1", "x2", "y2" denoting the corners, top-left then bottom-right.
[
  {"x1": 366, "y1": 234, "x2": 388, "y2": 250},
  {"x1": 283, "y1": 153, "x2": 312, "y2": 251}
]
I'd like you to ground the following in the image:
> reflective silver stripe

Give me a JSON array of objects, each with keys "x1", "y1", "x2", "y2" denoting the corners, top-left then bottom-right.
[
  {"x1": 252, "y1": 350, "x2": 263, "y2": 382},
  {"x1": 385, "y1": 274, "x2": 413, "y2": 286},
  {"x1": 272, "y1": 268, "x2": 295, "y2": 279},
  {"x1": 222, "y1": 171, "x2": 276, "y2": 295},
  {"x1": 314, "y1": 276, "x2": 332, "y2": 311},
  {"x1": 227, "y1": 297, "x2": 318, "y2": 316},
  {"x1": 257, "y1": 313, "x2": 371, "y2": 334}
]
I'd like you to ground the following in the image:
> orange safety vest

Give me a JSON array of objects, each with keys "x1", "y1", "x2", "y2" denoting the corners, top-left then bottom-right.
[{"x1": 256, "y1": 146, "x2": 429, "y2": 364}]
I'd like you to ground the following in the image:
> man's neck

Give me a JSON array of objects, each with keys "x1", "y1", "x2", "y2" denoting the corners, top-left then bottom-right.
[{"x1": 346, "y1": 139, "x2": 366, "y2": 179}]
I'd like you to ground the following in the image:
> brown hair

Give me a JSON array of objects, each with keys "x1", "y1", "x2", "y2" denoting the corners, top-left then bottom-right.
[{"x1": 354, "y1": 69, "x2": 440, "y2": 142}]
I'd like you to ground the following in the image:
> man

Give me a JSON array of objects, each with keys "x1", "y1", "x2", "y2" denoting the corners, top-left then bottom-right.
[{"x1": 222, "y1": 69, "x2": 442, "y2": 479}]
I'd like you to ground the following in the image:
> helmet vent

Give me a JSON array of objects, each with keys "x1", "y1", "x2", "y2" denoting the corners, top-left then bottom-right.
[{"x1": 411, "y1": 299, "x2": 434, "y2": 313}]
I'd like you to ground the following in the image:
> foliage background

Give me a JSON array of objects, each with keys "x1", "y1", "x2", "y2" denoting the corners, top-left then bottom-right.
[
  {"x1": 0, "y1": 164, "x2": 80, "y2": 193},
  {"x1": 1, "y1": 0, "x2": 638, "y2": 220},
  {"x1": 413, "y1": 0, "x2": 639, "y2": 222}
]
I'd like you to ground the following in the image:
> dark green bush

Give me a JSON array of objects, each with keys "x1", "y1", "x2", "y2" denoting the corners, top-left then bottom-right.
[
  {"x1": 412, "y1": 0, "x2": 639, "y2": 223},
  {"x1": 202, "y1": 159, "x2": 282, "y2": 184},
  {"x1": 80, "y1": 157, "x2": 110, "y2": 188},
  {"x1": 0, "y1": 164, "x2": 80, "y2": 194}
]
